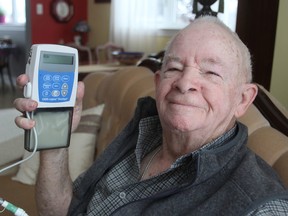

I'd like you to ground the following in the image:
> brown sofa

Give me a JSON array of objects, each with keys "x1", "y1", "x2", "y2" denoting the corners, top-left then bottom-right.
[{"x1": 0, "y1": 66, "x2": 287, "y2": 215}]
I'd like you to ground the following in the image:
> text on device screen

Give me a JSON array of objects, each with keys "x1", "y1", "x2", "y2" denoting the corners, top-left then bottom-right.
[
  {"x1": 38, "y1": 51, "x2": 76, "y2": 103},
  {"x1": 43, "y1": 53, "x2": 74, "y2": 65}
]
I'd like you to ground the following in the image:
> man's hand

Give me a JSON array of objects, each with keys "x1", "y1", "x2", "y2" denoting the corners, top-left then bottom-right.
[{"x1": 13, "y1": 73, "x2": 85, "y2": 215}]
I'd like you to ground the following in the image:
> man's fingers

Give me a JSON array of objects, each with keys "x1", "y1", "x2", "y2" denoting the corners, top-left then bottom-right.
[
  {"x1": 13, "y1": 98, "x2": 38, "y2": 113},
  {"x1": 16, "y1": 74, "x2": 29, "y2": 89},
  {"x1": 76, "y1": 81, "x2": 85, "y2": 101},
  {"x1": 74, "y1": 81, "x2": 85, "y2": 114},
  {"x1": 15, "y1": 116, "x2": 35, "y2": 130}
]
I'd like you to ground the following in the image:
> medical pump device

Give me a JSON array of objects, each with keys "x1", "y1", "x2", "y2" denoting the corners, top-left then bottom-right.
[{"x1": 24, "y1": 44, "x2": 78, "y2": 151}]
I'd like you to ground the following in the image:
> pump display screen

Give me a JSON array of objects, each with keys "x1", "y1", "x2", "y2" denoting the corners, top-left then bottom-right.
[
  {"x1": 38, "y1": 50, "x2": 76, "y2": 103},
  {"x1": 43, "y1": 53, "x2": 74, "y2": 65}
]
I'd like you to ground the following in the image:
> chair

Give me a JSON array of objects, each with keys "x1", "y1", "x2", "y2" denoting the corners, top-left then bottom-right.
[
  {"x1": 0, "y1": 42, "x2": 16, "y2": 92},
  {"x1": 137, "y1": 58, "x2": 162, "y2": 73},
  {"x1": 95, "y1": 42, "x2": 124, "y2": 64},
  {"x1": 148, "y1": 50, "x2": 165, "y2": 62},
  {"x1": 253, "y1": 84, "x2": 288, "y2": 136},
  {"x1": 137, "y1": 50, "x2": 164, "y2": 73}
]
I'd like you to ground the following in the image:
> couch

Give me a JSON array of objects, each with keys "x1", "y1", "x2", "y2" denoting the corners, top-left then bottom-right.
[{"x1": 0, "y1": 66, "x2": 287, "y2": 215}]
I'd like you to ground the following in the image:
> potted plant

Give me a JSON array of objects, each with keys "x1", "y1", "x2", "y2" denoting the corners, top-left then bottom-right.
[{"x1": 0, "y1": 7, "x2": 5, "y2": 23}]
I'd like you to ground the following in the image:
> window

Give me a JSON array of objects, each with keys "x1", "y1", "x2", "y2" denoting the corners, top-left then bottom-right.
[
  {"x1": 157, "y1": 0, "x2": 238, "y2": 32},
  {"x1": 0, "y1": 0, "x2": 26, "y2": 25},
  {"x1": 110, "y1": 0, "x2": 239, "y2": 53}
]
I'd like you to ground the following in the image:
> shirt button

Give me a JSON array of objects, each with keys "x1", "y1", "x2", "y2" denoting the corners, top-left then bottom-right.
[{"x1": 119, "y1": 192, "x2": 126, "y2": 199}]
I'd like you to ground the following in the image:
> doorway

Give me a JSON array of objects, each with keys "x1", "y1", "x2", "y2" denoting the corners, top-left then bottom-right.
[{"x1": 236, "y1": 0, "x2": 279, "y2": 90}]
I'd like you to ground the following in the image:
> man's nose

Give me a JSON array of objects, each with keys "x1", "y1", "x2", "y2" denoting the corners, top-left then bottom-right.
[{"x1": 172, "y1": 68, "x2": 202, "y2": 94}]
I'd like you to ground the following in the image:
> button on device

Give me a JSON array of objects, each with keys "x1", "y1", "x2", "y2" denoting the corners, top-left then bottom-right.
[
  {"x1": 62, "y1": 75, "x2": 70, "y2": 82},
  {"x1": 42, "y1": 90, "x2": 50, "y2": 97},
  {"x1": 119, "y1": 192, "x2": 126, "y2": 199},
  {"x1": 62, "y1": 83, "x2": 68, "y2": 89},
  {"x1": 61, "y1": 90, "x2": 68, "y2": 97},
  {"x1": 52, "y1": 90, "x2": 60, "y2": 97},
  {"x1": 52, "y1": 83, "x2": 61, "y2": 89},
  {"x1": 43, "y1": 82, "x2": 52, "y2": 89},
  {"x1": 53, "y1": 75, "x2": 61, "y2": 82},
  {"x1": 43, "y1": 75, "x2": 52, "y2": 82}
]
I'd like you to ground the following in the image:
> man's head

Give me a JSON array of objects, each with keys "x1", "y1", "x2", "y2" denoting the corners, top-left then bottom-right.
[{"x1": 154, "y1": 16, "x2": 258, "y2": 143}]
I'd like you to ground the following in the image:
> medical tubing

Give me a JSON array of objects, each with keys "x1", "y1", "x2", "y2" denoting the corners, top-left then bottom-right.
[{"x1": 0, "y1": 198, "x2": 29, "y2": 216}]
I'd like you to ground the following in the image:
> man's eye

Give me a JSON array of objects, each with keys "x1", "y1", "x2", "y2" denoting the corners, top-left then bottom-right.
[
  {"x1": 206, "y1": 71, "x2": 221, "y2": 77},
  {"x1": 201, "y1": 70, "x2": 223, "y2": 81},
  {"x1": 163, "y1": 68, "x2": 181, "y2": 78},
  {"x1": 170, "y1": 68, "x2": 180, "y2": 71},
  {"x1": 163, "y1": 68, "x2": 180, "y2": 73}
]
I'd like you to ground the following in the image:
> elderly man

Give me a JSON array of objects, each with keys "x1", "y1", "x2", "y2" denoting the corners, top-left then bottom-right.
[{"x1": 15, "y1": 16, "x2": 288, "y2": 215}]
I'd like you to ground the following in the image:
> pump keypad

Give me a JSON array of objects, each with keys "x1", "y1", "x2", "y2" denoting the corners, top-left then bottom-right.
[{"x1": 38, "y1": 70, "x2": 74, "y2": 103}]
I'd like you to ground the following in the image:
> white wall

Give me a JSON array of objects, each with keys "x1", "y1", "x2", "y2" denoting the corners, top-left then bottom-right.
[{"x1": 271, "y1": 0, "x2": 288, "y2": 109}]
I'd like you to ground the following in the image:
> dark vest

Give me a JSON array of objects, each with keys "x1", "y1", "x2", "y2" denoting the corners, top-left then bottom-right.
[{"x1": 69, "y1": 97, "x2": 288, "y2": 216}]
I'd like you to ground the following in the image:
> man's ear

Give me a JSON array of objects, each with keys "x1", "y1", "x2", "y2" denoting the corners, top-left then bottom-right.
[{"x1": 235, "y1": 83, "x2": 258, "y2": 118}]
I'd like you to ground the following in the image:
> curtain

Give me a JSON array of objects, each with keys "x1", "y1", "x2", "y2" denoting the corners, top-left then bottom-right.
[{"x1": 110, "y1": 0, "x2": 160, "y2": 55}]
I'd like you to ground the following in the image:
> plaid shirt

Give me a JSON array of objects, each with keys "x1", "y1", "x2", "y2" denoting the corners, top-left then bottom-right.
[{"x1": 74, "y1": 116, "x2": 288, "y2": 215}]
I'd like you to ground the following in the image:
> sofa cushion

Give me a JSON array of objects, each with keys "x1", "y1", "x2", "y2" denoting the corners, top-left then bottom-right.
[
  {"x1": 12, "y1": 104, "x2": 105, "y2": 185},
  {"x1": 247, "y1": 126, "x2": 288, "y2": 166},
  {"x1": 273, "y1": 151, "x2": 288, "y2": 188},
  {"x1": 93, "y1": 67, "x2": 155, "y2": 158},
  {"x1": 238, "y1": 104, "x2": 270, "y2": 135},
  {"x1": 0, "y1": 135, "x2": 23, "y2": 176},
  {"x1": 0, "y1": 109, "x2": 24, "y2": 168},
  {"x1": 82, "y1": 72, "x2": 109, "y2": 110}
]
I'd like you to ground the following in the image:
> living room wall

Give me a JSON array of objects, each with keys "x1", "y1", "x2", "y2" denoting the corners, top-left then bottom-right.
[
  {"x1": 30, "y1": 0, "x2": 87, "y2": 44},
  {"x1": 87, "y1": 1, "x2": 110, "y2": 48},
  {"x1": 270, "y1": 0, "x2": 288, "y2": 109}
]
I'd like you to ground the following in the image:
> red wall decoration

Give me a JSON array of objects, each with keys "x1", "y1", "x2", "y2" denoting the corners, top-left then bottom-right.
[{"x1": 30, "y1": 0, "x2": 88, "y2": 45}]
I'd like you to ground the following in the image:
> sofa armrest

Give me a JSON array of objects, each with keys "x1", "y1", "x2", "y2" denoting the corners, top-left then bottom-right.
[
  {"x1": 82, "y1": 71, "x2": 112, "y2": 110},
  {"x1": 254, "y1": 84, "x2": 288, "y2": 136}
]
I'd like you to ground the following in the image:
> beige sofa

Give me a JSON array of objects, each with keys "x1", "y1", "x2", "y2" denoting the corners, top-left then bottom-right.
[{"x1": 0, "y1": 66, "x2": 287, "y2": 215}]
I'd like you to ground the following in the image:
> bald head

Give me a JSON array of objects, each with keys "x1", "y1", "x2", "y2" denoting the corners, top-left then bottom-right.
[{"x1": 164, "y1": 16, "x2": 252, "y2": 84}]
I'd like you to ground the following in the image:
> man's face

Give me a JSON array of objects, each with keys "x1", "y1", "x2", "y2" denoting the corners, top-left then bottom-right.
[{"x1": 155, "y1": 23, "x2": 244, "y2": 140}]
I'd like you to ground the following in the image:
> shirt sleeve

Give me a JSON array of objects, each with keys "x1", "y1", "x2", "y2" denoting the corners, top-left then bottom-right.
[
  {"x1": 246, "y1": 199, "x2": 288, "y2": 216},
  {"x1": 72, "y1": 171, "x2": 86, "y2": 192}
]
